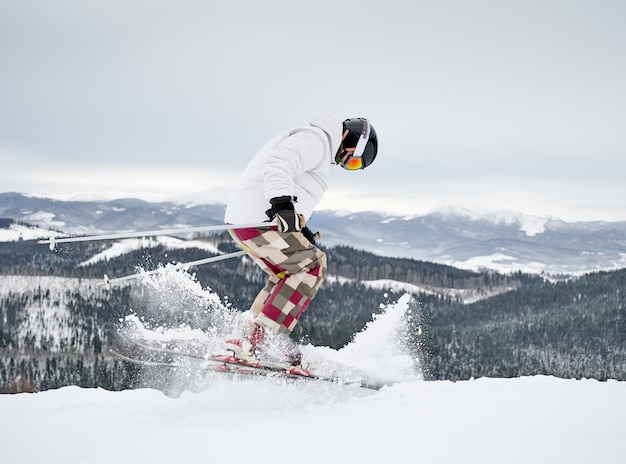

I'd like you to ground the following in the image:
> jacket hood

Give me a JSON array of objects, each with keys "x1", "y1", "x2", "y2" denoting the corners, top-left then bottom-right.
[{"x1": 309, "y1": 113, "x2": 344, "y2": 162}]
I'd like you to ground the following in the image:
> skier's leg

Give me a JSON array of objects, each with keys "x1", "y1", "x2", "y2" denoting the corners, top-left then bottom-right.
[
  {"x1": 249, "y1": 274, "x2": 280, "y2": 319},
  {"x1": 254, "y1": 255, "x2": 326, "y2": 334},
  {"x1": 230, "y1": 227, "x2": 326, "y2": 334}
]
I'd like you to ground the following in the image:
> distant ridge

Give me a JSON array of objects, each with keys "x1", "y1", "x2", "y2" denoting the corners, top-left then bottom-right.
[{"x1": 2, "y1": 192, "x2": 626, "y2": 276}]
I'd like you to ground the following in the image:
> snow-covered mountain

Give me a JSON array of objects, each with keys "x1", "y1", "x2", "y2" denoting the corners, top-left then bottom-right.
[
  {"x1": 314, "y1": 208, "x2": 626, "y2": 276},
  {"x1": 2, "y1": 192, "x2": 626, "y2": 276}
]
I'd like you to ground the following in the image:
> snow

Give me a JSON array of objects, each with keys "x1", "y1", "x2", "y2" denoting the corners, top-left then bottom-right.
[
  {"x1": 325, "y1": 274, "x2": 438, "y2": 297},
  {"x1": 443, "y1": 252, "x2": 545, "y2": 274},
  {"x1": 446, "y1": 250, "x2": 626, "y2": 277},
  {"x1": 329, "y1": 276, "x2": 498, "y2": 304},
  {"x1": 429, "y1": 202, "x2": 549, "y2": 237},
  {"x1": 518, "y1": 214, "x2": 548, "y2": 236},
  {"x1": 363, "y1": 278, "x2": 439, "y2": 296},
  {"x1": 1, "y1": 376, "x2": 624, "y2": 463},
  {"x1": 4, "y1": 196, "x2": 626, "y2": 461},
  {"x1": 117, "y1": 285, "x2": 420, "y2": 387},
  {"x1": 2, "y1": 282, "x2": 625, "y2": 463},
  {"x1": 21, "y1": 211, "x2": 66, "y2": 229},
  {"x1": 0, "y1": 222, "x2": 54, "y2": 242},
  {"x1": 78, "y1": 236, "x2": 221, "y2": 266}
]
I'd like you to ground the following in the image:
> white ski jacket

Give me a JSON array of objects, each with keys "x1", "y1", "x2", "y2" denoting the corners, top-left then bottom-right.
[{"x1": 224, "y1": 114, "x2": 344, "y2": 225}]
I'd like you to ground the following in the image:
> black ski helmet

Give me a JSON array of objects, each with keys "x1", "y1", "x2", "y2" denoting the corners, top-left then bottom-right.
[{"x1": 335, "y1": 118, "x2": 378, "y2": 170}]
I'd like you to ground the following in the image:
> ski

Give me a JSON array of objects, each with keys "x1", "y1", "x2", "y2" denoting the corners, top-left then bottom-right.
[
  {"x1": 109, "y1": 348, "x2": 310, "y2": 382},
  {"x1": 116, "y1": 332, "x2": 307, "y2": 375},
  {"x1": 114, "y1": 333, "x2": 385, "y2": 390},
  {"x1": 110, "y1": 348, "x2": 343, "y2": 384}
]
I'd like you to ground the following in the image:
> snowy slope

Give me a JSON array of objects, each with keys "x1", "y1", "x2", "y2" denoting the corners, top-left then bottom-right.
[
  {"x1": 1, "y1": 376, "x2": 624, "y2": 463},
  {"x1": 2, "y1": 226, "x2": 625, "y2": 463},
  {"x1": 0, "y1": 221, "x2": 53, "y2": 242},
  {"x1": 77, "y1": 236, "x2": 221, "y2": 266},
  {"x1": 2, "y1": 288, "x2": 625, "y2": 463}
]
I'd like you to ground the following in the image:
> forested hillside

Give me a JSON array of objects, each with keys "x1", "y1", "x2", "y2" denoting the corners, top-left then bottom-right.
[
  {"x1": 1, "y1": 222, "x2": 624, "y2": 392},
  {"x1": 421, "y1": 268, "x2": 626, "y2": 381}
]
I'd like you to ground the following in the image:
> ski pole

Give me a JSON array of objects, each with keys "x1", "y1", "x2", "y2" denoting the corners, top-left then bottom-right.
[
  {"x1": 38, "y1": 222, "x2": 270, "y2": 250},
  {"x1": 102, "y1": 250, "x2": 247, "y2": 289}
]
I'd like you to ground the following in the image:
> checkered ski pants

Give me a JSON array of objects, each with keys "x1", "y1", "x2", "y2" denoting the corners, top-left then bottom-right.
[{"x1": 229, "y1": 226, "x2": 327, "y2": 334}]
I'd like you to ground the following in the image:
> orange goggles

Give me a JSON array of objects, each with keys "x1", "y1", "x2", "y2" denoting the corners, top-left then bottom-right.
[{"x1": 340, "y1": 152, "x2": 364, "y2": 170}]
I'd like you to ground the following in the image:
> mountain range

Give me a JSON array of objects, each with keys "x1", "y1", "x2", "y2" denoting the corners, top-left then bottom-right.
[{"x1": 2, "y1": 191, "x2": 625, "y2": 276}]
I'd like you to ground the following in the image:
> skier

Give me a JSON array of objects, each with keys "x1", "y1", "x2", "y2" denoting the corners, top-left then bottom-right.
[{"x1": 224, "y1": 114, "x2": 378, "y2": 365}]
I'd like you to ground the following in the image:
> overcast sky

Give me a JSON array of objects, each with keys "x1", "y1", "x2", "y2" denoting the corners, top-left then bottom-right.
[{"x1": 1, "y1": 0, "x2": 625, "y2": 221}]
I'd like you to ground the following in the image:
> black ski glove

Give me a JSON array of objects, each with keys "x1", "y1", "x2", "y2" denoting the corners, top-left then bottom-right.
[{"x1": 268, "y1": 196, "x2": 304, "y2": 233}]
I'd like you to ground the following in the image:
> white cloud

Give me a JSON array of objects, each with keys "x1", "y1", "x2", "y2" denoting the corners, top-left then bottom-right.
[{"x1": 1, "y1": 0, "x2": 625, "y2": 220}]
